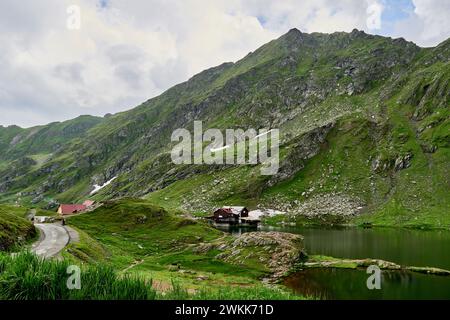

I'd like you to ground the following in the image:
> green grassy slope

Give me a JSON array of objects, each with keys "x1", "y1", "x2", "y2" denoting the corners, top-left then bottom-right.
[
  {"x1": 0, "y1": 205, "x2": 36, "y2": 251},
  {"x1": 68, "y1": 198, "x2": 222, "y2": 256},
  {"x1": 0, "y1": 115, "x2": 104, "y2": 206},
  {"x1": 66, "y1": 199, "x2": 224, "y2": 271}
]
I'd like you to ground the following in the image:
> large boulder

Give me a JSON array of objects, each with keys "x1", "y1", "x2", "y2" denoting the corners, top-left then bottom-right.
[{"x1": 215, "y1": 231, "x2": 305, "y2": 280}]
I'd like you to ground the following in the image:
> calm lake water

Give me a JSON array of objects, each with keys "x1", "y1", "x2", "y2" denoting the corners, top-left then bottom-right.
[{"x1": 216, "y1": 225, "x2": 450, "y2": 299}]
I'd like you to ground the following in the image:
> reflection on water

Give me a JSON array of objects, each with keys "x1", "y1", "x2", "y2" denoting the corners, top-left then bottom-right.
[
  {"x1": 278, "y1": 226, "x2": 450, "y2": 270},
  {"x1": 213, "y1": 224, "x2": 260, "y2": 236},
  {"x1": 216, "y1": 224, "x2": 450, "y2": 299},
  {"x1": 284, "y1": 268, "x2": 450, "y2": 300}
]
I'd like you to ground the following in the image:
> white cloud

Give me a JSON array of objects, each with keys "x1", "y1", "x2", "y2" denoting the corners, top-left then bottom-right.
[
  {"x1": 392, "y1": 0, "x2": 450, "y2": 47},
  {"x1": 366, "y1": 0, "x2": 384, "y2": 30},
  {"x1": 0, "y1": 0, "x2": 448, "y2": 127},
  {"x1": 411, "y1": 0, "x2": 450, "y2": 46}
]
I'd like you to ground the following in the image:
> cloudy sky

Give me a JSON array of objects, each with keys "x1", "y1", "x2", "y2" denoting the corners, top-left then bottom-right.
[{"x1": 1, "y1": 0, "x2": 449, "y2": 127}]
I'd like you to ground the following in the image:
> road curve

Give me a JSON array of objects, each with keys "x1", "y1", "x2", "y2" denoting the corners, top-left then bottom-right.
[{"x1": 32, "y1": 223, "x2": 70, "y2": 259}]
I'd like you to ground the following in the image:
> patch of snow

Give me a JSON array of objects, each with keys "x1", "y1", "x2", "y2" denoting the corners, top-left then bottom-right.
[
  {"x1": 248, "y1": 209, "x2": 285, "y2": 219},
  {"x1": 90, "y1": 176, "x2": 117, "y2": 195}
]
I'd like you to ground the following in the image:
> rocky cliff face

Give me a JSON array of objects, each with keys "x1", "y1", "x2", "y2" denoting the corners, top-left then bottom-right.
[{"x1": 0, "y1": 29, "x2": 448, "y2": 226}]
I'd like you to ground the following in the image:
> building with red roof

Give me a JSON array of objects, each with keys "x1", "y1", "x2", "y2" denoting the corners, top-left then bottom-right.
[{"x1": 57, "y1": 204, "x2": 86, "y2": 216}]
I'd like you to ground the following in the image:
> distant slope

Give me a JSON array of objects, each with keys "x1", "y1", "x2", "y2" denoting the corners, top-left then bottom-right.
[
  {"x1": 0, "y1": 115, "x2": 104, "y2": 203},
  {"x1": 0, "y1": 115, "x2": 103, "y2": 160},
  {"x1": 0, "y1": 29, "x2": 448, "y2": 227}
]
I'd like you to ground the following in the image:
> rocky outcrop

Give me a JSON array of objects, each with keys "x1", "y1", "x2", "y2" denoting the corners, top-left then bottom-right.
[
  {"x1": 371, "y1": 152, "x2": 413, "y2": 173},
  {"x1": 266, "y1": 193, "x2": 363, "y2": 219},
  {"x1": 213, "y1": 232, "x2": 305, "y2": 281},
  {"x1": 267, "y1": 124, "x2": 333, "y2": 187}
]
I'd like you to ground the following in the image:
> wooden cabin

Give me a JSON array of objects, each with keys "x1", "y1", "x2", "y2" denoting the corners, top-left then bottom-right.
[{"x1": 210, "y1": 206, "x2": 253, "y2": 225}]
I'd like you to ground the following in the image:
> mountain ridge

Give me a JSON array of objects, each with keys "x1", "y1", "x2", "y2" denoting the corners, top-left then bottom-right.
[{"x1": 0, "y1": 29, "x2": 448, "y2": 228}]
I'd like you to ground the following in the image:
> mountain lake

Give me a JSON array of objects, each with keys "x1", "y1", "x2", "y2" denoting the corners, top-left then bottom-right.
[{"x1": 215, "y1": 225, "x2": 450, "y2": 299}]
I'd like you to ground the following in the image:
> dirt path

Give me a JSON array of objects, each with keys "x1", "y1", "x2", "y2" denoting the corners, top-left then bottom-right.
[{"x1": 122, "y1": 259, "x2": 145, "y2": 273}]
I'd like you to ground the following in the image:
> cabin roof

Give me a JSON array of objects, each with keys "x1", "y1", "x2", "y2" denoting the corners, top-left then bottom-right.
[
  {"x1": 215, "y1": 206, "x2": 247, "y2": 213},
  {"x1": 59, "y1": 204, "x2": 86, "y2": 214}
]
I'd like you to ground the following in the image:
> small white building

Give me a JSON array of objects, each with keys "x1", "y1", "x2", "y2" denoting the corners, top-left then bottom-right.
[{"x1": 34, "y1": 216, "x2": 50, "y2": 223}]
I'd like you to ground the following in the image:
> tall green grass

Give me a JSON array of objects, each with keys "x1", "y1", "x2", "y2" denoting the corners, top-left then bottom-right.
[{"x1": 0, "y1": 252, "x2": 156, "y2": 300}]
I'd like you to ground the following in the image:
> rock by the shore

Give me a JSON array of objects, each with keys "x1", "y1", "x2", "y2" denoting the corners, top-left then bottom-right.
[
  {"x1": 305, "y1": 256, "x2": 450, "y2": 276},
  {"x1": 214, "y1": 231, "x2": 305, "y2": 280}
]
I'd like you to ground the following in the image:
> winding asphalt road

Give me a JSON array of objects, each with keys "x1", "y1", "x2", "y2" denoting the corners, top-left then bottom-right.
[{"x1": 32, "y1": 223, "x2": 70, "y2": 259}]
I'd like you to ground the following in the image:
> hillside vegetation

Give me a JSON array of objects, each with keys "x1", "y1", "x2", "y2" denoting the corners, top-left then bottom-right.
[
  {"x1": 65, "y1": 198, "x2": 304, "y2": 292},
  {"x1": 0, "y1": 205, "x2": 36, "y2": 251},
  {"x1": 0, "y1": 251, "x2": 301, "y2": 300},
  {"x1": 0, "y1": 29, "x2": 448, "y2": 228}
]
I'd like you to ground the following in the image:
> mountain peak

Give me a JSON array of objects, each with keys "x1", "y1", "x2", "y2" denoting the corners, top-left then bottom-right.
[
  {"x1": 279, "y1": 27, "x2": 307, "y2": 47},
  {"x1": 350, "y1": 28, "x2": 368, "y2": 38},
  {"x1": 287, "y1": 28, "x2": 302, "y2": 35},
  {"x1": 284, "y1": 28, "x2": 304, "y2": 40}
]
